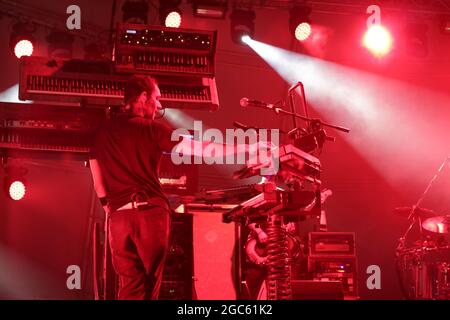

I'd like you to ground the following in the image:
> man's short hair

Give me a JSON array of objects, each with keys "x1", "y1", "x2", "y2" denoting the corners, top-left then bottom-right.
[{"x1": 123, "y1": 76, "x2": 158, "y2": 105}]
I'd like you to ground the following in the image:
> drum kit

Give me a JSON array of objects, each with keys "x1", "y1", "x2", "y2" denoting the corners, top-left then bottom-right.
[{"x1": 395, "y1": 206, "x2": 450, "y2": 300}]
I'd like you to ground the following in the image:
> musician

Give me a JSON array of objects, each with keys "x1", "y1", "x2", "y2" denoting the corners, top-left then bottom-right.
[
  {"x1": 89, "y1": 76, "x2": 175, "y2": 299},
  {"x1": 89, "y1": 75, "x2": 268, "y2": 299}
]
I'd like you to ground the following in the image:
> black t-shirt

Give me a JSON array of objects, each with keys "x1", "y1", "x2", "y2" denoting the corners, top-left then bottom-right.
[{"x1": 90, "y1": 113, "x2": 178, "y2": 212}]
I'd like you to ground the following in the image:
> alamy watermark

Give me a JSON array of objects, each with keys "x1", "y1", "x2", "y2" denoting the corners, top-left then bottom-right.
[
  {"x1": 66, "y1": 5, "x2": 81, "y2": 30},
  {"x1": 366, "y1": 265, "x2": 381, "y2": 290},
  {"x1": 170, "y1": 121, "x2": 280, "y2": 175},
  {"x1": 66, "y1": 265, "x2": 81, "y2": 290}
]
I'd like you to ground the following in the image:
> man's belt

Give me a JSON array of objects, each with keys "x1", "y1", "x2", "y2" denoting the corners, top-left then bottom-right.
[{"x1": 116, "y1": 201, "x2": 153, "y2": 211}]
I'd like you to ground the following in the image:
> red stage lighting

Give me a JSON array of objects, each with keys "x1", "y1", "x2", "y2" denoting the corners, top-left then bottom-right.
[
  {"x1": 8, "y1": 180, "x2": 26, "y2": 201},
  {"x1": 295, "y1": 22, "x2": 312, "y2": 41},
  {"x1": 9, "y1": 22, "x2": 35, "y2": 59},
  {"x1": 160, "y1": 1, "x2": 182, "y2": 28},
  {"x1": 241, "y1": 35, "x2": 251, "y2": 44},
  {"x1": 362, "y1": 25, "x2": 393, "y2": 57},
  {"x1": 4, "y1": 166, "x2": 28, "y2": 201},
  {"x1": 165, "y1": 10, "x2": 182, "y2": 28},
  {"x1": 13, "y1": 40, "x2": 34, "y2": 59},
  {"x1": 230, "y1": 9, "x2": 255, "y2": 44},
  {"x1": 290, "y1": 6, "x2": 312, "y2": 42}
]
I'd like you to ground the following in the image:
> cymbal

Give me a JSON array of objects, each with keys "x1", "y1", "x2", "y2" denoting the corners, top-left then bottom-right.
[
  {"x1": 394, "y1": 206, "x2": 437, "y2": 218},
  {"x1": 422, "y1": 215, "x2": 450, "y2": 234}
]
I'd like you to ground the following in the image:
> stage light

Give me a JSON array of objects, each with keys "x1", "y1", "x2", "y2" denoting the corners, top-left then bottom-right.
[
  {"x1": 362, "y1": 25, "x2": 393, "y2": 57},
  {"x1": 230, "y1": 9, "x2": 255, "y2": 44},
  {"x1": 295, "y1": 22, "x2": 312, "y2": 41},
  {"x1": 241, "y1": 35, "x2": 251, "y2": 44},
  {"x1": 165, "y1": 11, "x2": 182, "y2": 28},
  {"x1": 46, "y1": 31, "x2": 74, "y2": 59},
  {"x1": 14, "y1": 40, "x2": 33, "y2": 59},
  {"x1": 9, "y1": 22, "x2": 35, "y2": 59},
  {"x1": 8, "y1": 181, "x2": 26, "y2": 201},
  {"x1": 289, "y1": 6, "x2": 312, "y2": 41},
  {"x1": 122, "y1": 0, "x2": 149, "y2": 24},
  {"x1": 193, "y1": 0, "x2": 228, "y2": 19},
  {"x1": 159, "y1": 0, "x2": 182, "y2": 28},
  {"x1": 4, "y1": 166, "x2": 28, "y2": 201}
]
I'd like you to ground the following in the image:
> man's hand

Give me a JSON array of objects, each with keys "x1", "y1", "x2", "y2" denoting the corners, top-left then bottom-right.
[
  {"x1": 247, "y1": 140, "x2": 273, "y2": 154},
  {"x1": 255, "y1": 228, "x2": 268, "y2": 243}
]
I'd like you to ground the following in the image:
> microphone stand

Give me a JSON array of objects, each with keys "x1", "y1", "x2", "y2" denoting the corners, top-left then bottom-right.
[
  {"x1": 268, "y1": 81, "x2": 349, "y2": 152},
  {"x1": 398, "y1": 156, "x2": 450, "y2": 248},
  {"x1": 268, "y1": 103, "x2": 350, "y2": 134}
]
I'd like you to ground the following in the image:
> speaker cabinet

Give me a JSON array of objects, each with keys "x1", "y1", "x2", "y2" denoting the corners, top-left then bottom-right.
[
  {"x1": 160, "y1": 213, "x2": 193, "y2": 300},
  {"x1": 187, "y1": 208, "x2": 238, "y2": 300}
]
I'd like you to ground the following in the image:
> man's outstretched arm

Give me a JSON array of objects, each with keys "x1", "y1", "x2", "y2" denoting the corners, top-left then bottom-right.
[
  {"x1": 89, "y1": 159, "x2": 110, "y2": 214},
  {"x1": 171, "y1": 135, "x2": 272, "y2": 160}
]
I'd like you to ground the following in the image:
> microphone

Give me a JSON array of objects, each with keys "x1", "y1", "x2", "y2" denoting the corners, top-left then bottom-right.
[{"x1": 240, "y1": 97, "x2": 274, "y2": 110}]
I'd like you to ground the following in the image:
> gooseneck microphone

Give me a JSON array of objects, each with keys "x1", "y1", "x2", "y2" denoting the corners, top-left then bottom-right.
[{"x1": 240, "y1": 97, "x2": 274, "y2": 110}]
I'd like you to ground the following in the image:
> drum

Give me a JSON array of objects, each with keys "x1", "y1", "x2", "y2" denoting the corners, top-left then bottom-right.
[
  {"x1": 436, "y1": 261, "x2": 450, "y2": 299},
  {"x1": 397, "y1": 246, "x2": 450, "y2": 300}
]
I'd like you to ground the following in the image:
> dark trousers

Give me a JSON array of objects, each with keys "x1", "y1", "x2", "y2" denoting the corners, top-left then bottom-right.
[{"x1": 108, "y1": 206, "x2": 170, "y2": 300}]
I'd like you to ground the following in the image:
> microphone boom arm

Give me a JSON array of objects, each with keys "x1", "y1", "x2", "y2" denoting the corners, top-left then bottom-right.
[{"x1": 271, "y1": 105, "x2": 350, "y2": 134}]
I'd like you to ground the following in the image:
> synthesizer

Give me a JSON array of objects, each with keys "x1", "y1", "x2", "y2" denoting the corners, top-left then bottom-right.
[
  {"x1": 113, "y1": 23, "x2": 217, "y2": 77},
  {"x1": 0, "y1": 101, "x2": 105, "y2": 160},
  {"x1": 19, "y1": 57, "x2": 219, "y2": 110}
]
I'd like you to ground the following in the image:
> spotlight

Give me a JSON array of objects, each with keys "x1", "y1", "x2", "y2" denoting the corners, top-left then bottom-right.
[
  {"x1": 193, "y1": 0, "x2": 228, "y2": 19},
  {"x1": 165, "y1": 11, "x2": 182, "y2": 28},
  {"x1": 295, "y1": 22, "x2": 311, "y2": 41},
  {"x1": 230, "y1": 9, "x2": 255, "y2": 45},
  {"x1": 160, "y1": 1, "x2": 182, "y2": 28},
  {"x1": 9, "y1": 22, "x2": 35, "y2": 59},
  {"x1": 14, "y1": 40, "x2": 33, "y2": 59},
  {"x1": 362, "y1": 25, "x2": 393, "y2": 57},
  {"x1": 4, "y1": 166, "x2": 28, "y2": 201},
  {"x1": 289, "y1": 6, "x2": 312, "y2": 41},
  {"x1": 46, "y1": 31, "x2": 74, "y2": 59},
  {"x1": 241, "y1": 35, "x2": 251, "y2": 43},
  {"x1": 8, "y1": 181, "x2": 26, "y2": 201},
  {"x1": 122, "y1": 0, "x2": 149, "y2": 24}
]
